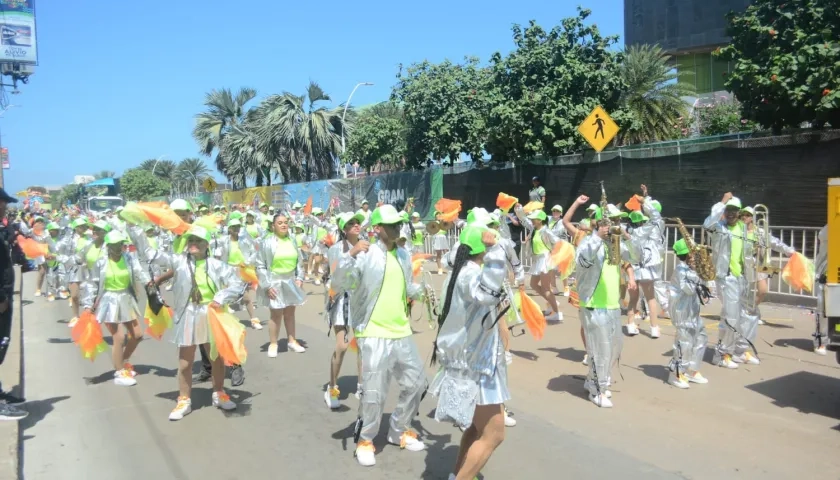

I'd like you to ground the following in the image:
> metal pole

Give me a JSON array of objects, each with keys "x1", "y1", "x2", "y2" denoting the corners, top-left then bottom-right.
[
  {"x1": 341, "y1": 82, "x2": 374, "y2": 155},
  {"x1": 151, "y1": 154, "x2": 168, "y2": 175}
]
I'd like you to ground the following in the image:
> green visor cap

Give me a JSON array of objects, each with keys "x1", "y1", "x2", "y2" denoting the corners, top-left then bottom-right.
[
  {"x1": 725, "y1": 197, "x2": 742, "y2": 209},
  {"x1": 187, "y1": 225, "x2": 212, "y2": 243},
  {"x1": 650, "y1": 200, "x2": 662, "y2": 212},
  {"x1": 170, "y1": 199, "x2": 193, "y2": 212},
  {"x1": 459, "y1": 225, "x2": 488, "y2": 255},
  {"x1": 104, "y1": 231, "x2": 127, "y2": 245},
  {"x1": 93, "y1": 220, "x2": 112, "y2": 232},
  {"x1": 227, "y1": 219, "x2": 242, "y2": 228},
  {"x1": 740, "y1": 206, "x2": 755, "y2": 216},
  {"x1": 629, "y1": 211, "x2": 649, "y2": 223},
  {"x1": 228, "y1": 211, "x2": 243, "y2": 221},
  {"x1": 673, "y1": 238, "x2": 690, "y2": 256},
  {"x1": 527, "y1": 210, "x2": 547, "y2": 222},
  {"x1": 46, "y1": 222, "x2": 60, "y2": 231},
  {"x1": 466, "y1": 207, "x2": 492, "y2": 226},
  {"x1": 371, "y1": 205, "x2": 403, "y2": 226},
  {"x1": 71, "y1": 218, "x2": 88, "y2": 229},
  {"x1": 338, "y1": 212, "x2": 365, "y2": 230}
]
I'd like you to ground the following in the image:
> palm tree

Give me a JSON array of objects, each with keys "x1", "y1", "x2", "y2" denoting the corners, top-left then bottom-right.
[
  {"x1": 175, "y1": 158, "x2": 211, "y2": 192},
  {"x1": 139, "y1": 159, "x2": 177, "y2": 184},
  {"x1": 94, "y1": 170, "x2": 116, "y2": 179},
  {"x1": 192, "y1": 87, "x2": 257, "y2": 188},
  {"x1": 254, "y1": 81, "x2": 347, "y2": 181},
  {"x1": 619, "y1": 44, "x2": 696, "y2": 144}
]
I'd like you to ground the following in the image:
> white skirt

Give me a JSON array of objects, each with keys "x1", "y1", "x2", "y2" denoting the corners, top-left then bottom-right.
[
  {"x1": 433, "y1": 234, "x2": 449, "y2": 251},
  {"x1": 259, "y1": 272, "x2": 306, "y2": 310},
  {"x1": 166, "y1": 303, "x2": 210, "y2": 346},
  {"x1": 633, "y1": 264, "x2": 661, "y2": 282},
  {"x1": 95, "y1": 290, "x2": 142, "y2": 324},
  {"x1": 529, "y1": 252, "x2": 550, "y2": 276}
]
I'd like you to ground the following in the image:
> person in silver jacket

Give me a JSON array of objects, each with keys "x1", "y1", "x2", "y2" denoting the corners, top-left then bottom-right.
[
  {"x1": 56, "y1": 218, "x2": 91, "y2": 324},
  {"x1": 214, "y1": 219, "x2": 261, "y2": 330},
  {"x1": 626, "y1": 205, "x2": 665, "y2": 338},
  {"x1": 514, "y1": 205, "x2": 561, "y2": 321},
  {"x1": 813, "y1": 225, "x2": 829, "y2": 355},
  {"x1": 430, "y1": 226, "x2": 508, "y2": 480},
  {"x1": 547, "y1": 205, "x2": 569, "y2": 296},
  {"x1": 667, "y1": 239, "x2": 709, "y2": 389},
  {"x1": 330, "y1": 204, "x2": 425, "y2": 467},
  {"x1": 256, "y1": 213, "x2": 307, "y2": 356},
  {"x1": 144, "y1": 225, "x2": 245, "y2": 420},
  {"x1": 575, "y1": 194, "x2": 639, "y2": 408},
  {"x1": 81, "y1": 231, "x2": 150, "y2": 387}
]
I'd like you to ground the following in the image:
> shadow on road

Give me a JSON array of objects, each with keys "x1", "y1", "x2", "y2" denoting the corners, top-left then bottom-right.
[
  {"x1": 760, "y1": 321, "x2": 794, "y2": 329},
  {"x1": 510, "y1": 349, "x2": 539, "y2": 362},
  {"x1": 46, "y1": 337, "x2": 72, "y2": 344},
  {"x1": 335, "y1": 375, "x2": 361, "y2": 401},
  {"x1": 746, "y1": 371, "x2": 840, "y2": 421},
  {"x1": 638, "y1": 364, "x2": 669, "y2": 385},
  {"x1": 773, "y1": 337, "x2": 814, "y2": 352},
  {"x1": 546, "y1": 374, "x2": 589, "y2": 400},
  {"x1": 539, "y1": 346, "x2": 584, "y2": 363},
  {"x1": 19, "y1": 395, "x2": 71, "y2": 439}
]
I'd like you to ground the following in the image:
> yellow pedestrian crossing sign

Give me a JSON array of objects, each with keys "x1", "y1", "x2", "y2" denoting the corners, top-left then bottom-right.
[
  {"x1": 578, "y1": 106, "x2": 619, "y2": 153},
  {"x1": 202, "y1": 177, "x2": 217, "y2": 192}
]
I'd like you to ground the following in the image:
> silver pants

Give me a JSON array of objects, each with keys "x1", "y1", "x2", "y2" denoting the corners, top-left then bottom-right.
[
  {"x1": 814, "y1": 282, "x2": 827, "y2": 348},
  {"x1": 715, "y1": 275, "x2": 758, "y2": 356},
  {"x1": 672, "y1": 322, "x2": 707, "y2": 374},
  {"x1": 357, "y1": 336, "x2": 426, "y2": 442},
  {"x1": 580, "y1": 308, "x2": 622, "y2": 395}
]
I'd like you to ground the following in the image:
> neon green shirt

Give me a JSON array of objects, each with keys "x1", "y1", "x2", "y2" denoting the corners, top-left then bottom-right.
[
  {"x1": 194, "y1": 259, "x2": 215, "y2": 304},
  {"x1": 412, "y1": 224, "x2": 424, "y2": 246},
  {"x1": 173, "y1": 235, "x2": 187, "y2": 254},
  {"x1": 728, "y1": 223, "x2": 744, "y2": 277},
  {"x1": 228, "y1": 240, "x2": 244, "y2": 266},
  {"x1": 75, "y1": 237, "x2": 88, "y2": 254},
  {"x1": 584, "y1": 247, "x2": 621, "y2": 309},
  {"x1": 357, "y1": 250, "x2": 411, "y2": 339},
  {"x1": 86, "y1": 245, "x2": 103, "y2": 270},
  {"x1": 295, "y1": 233, "x2": 306, "y2": 246},
  {"x1": 147, "y1": 236, "x2": 158, "y2": 250},
  {"x1": 532, "y1": 228, "x2": 548, "y2": 255},
  {"x1": 271, "y1": 236, "x2": 298, "y2": 274},
  {"x1": 316, "y1": 227, "x2": 327, "y2": 241},
  {"x1": 246, "y1": 224, "x2": 260, "y2": 239},
  {"x1": 104, "y1": 258, "x2": 130, "y2": 291}
]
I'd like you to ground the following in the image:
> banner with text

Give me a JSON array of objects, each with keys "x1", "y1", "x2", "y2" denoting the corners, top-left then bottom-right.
[{"x1": 0, "y1": 0, "x2": 38, "y2": 64}]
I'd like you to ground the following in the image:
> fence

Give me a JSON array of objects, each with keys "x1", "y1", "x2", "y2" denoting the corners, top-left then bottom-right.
[{"x1": 419, "y1": 223, "x2": 819, "y2": 307}]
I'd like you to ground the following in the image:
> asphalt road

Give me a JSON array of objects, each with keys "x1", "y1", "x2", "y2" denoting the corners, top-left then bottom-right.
[{"x1": 16, "y1": 269, "x2": 840, "y2": 480}]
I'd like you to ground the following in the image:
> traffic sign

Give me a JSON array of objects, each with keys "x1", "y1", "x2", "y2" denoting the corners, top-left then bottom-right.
[
  {"x1": 203, "y1": 177, "x2": 217, "y2": 192},
  {"x1": 578, "y1": 106, "x2": 619, "y2": 153}
]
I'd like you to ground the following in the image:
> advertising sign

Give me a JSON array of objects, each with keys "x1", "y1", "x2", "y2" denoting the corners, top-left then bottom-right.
[
  {"x1": 0, "y1": 0, "x2": 37, "y2": 64},
  {"x1": 331, "y1": 170, "x2": 439, "y2": 220},
  {"x1": 1, "y1": 147, "x2": 7, "y2": 169}
]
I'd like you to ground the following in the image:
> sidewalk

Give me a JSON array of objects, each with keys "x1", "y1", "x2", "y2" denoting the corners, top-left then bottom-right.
[{"x1": 0, "y1": 269, "x2": 24, "y2": 480}]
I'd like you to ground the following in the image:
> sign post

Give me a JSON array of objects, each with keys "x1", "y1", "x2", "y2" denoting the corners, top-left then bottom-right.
[
  {"x1": 202, "y1": 177, "x2": 217, "y2": 193},
  {"x1": 578, "y1": 106, "x2": 620, "y2": 153}
]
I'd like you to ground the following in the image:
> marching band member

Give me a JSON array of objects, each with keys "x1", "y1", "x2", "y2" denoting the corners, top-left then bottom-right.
[
  {"x1": 548, "y1": 205, "x2": 569, "y2": 296},
  {"x1": 145, "y1": 226, "x2": 245, "y2": 420},
  {"x1": 331, "y1": 205, "x2": 426, "y2": 467},
  {"x1": 81, "y1": 231, "x2": 150, "y2": 387},
  {"x1": 30, "y1": 217, "x2": 49, "y2": 298},
  {"x1": 256, "y1": 213, "x2": 307, "y2": 356},
  {"x1": 244, "y1": 211, "x2": 264, "y2": 240},
  {"x1": 814, "y1": 225, "x2": 829, "y2": 355},
  {"x1": 430, "y1": 225, "x2": 508, "y2": 480},
  {"x1": 215, "y1": 219, "x2": 261, "y2": 330},
  {"x1": 307, "y1": 208, "x2": 329, "y2": 285},
  {"x1": 60, "y1": 218, "x2": 91, "y2": 327},
  {"x1": 410, "y1": 212, "x2": 425, "y2": 254},
  {"x1": 323, "y1": 212, "x2": 366, "y2": 409},
  {"x1": 626, "y1": 202, "x2": 664, "y2": 338},
  {"x1": 42, "y1": 222, "x2": 64, "y2": 302},
  {"x1": 667, "y1": 239, "x2": 709, "y2": 389},
  {"x1": 513, "y1": 206, "x2": 561, "y2": 322},
  {"x1": 432, "y1": 211, "x2": 451, "y2": 275},
  {"x1": 573, "y1": 195, "x2": 638, "y2": 408}
]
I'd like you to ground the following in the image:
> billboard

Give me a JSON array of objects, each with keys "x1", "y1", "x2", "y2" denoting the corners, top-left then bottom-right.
[
  {"x1": 0, "y1": 0, "x2": 37, "y2": 64},
  {"x1": 1, "y1": 147, "x2": 8, "y2": 169}
]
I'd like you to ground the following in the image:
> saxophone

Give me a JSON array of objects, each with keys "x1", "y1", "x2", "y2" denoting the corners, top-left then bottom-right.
[
  {"x1": 668, "y1": 217, "x2": 716, "y2": 282},
  {"x1": 599, "y1": 181, "x2": 621, "y2": 265}
]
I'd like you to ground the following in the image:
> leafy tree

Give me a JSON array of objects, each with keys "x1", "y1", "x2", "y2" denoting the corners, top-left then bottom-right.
[
  {"x1": 618, "y1": 44, "x2": 695, "y2": 144},
  {"x1": 120, "y1": 168, "x2": 170, "y2": 201},
  {"x1": 345, "y1": 102, "x2": 407, "y2": 172},
  {"x1": 192, "y1": 87, "x2": 257, "y2": 187},
  {"x1": 94, "y1": 170, "x2": 116, "y2": 179},
  {"x1": 139, "y1": 158, "x2": 177, "y2": 183},
  {"x1": 718, "y1": 0, "x2": 840, "y2": 132},
  {"x1": 484, "y1": 9, "x2": 629, "y2": 161},
  {"x1": 392, "y1": 57, "x2": 489, "y2": 168},
  {"x1": 697, "y1": 98, "x2": 758, "y2": 136},
  {"x1": 54, "y1": 183, "x2": 84, "y2": 208},
  {"x1": 175, "y1": 158, "x2": 211, "y2": 192}
]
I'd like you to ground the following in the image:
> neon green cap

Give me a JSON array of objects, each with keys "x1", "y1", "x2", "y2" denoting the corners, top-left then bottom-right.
[
  {"x1": 673, "y1": 239, "x2": 690, "y2": 256},
  {"x1": 459, "y1": 225, "x2": 488, "y2": 255}
]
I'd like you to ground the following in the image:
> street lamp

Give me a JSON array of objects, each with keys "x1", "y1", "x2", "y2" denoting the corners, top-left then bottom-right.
[
  {"x1": 181, "y1": 170, "x2": 199, "y2": 194},
  {"x1": 0, "y1": 104, "x2": 22, "y2": 189},
  {"x1": 341, "y1": 82, "x2": 373, "y2": 155},
  {"x1": 151, "y1": 154, "x2": 169, "y2": 175}
]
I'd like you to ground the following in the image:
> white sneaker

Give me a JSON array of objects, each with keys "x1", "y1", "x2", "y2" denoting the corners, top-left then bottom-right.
[
  {"x1": 168, "y1": 397, "x2": 192, "y2": 421},
  {"x1": 715, "y1": 353, "x2": 740, "y2": 369},
  {"x1": 388, "y1": 430, "x2": 425, "y2": 452},
  {"x1": 504, "y1": 409, "x2": 517, "y2": 427},
  {"x1": 650, "y1": 325, "x2": 661, "y2": 339},
  {"x1": 113, "y1": 369, "x2": 137, "y2": 387},
  {"x1": 545, "y1": 312, "x2": 561, "y2": 322},
  {"x1": 733, "y1": 352, "x2": 760, "y2": 365},
  {"x1": 584, "y1": 380, "x2": 612, "y2": 398},
  {"x1": 288, "y1": 341, "x2": 306, "y2": 353},
  {"x1": 314, "y1": 279, "x2": 321, "y2": 286},
  {"x1": 67, "y1": 317, "x2": 79, "y2": 328},
  {"x1": 34, "y1": 290, "x2": 41, "y2": 297},
  {"x1": 625, "y1": 323, "x2": 640, "y2": 335},
  {"x1": 505, "y1": 351, "x2": 513, "y2": 365},
  {"x1": 355, "y1": 441, "x2": 376, "y2": 467},
  {"x1": 212, "y1": 391, "x2": 236, "y2": 411},
  {"x1": 250, "y1": 318, "x2": 263, "y2": 330},
  {"x1": 589, "y1": 393, "x2": 613, "y2": 408},
  {"x1": 355, "y1": 383, "x2": 362, "y2": 400},
  {"x1": 582, "y1": 354, "x2": 589, "y2": 366},
  {"x1": 165, "y1": 284, "x2": 173, "y2": 291},
  {"x1": 324, "y1": 386, "x2": 340, "y2": 409},
  {"x1": 669, "y1": 372, "x2": 690, "y2": 389},
  {"x1": 686, "y1": 372, "x2": 709, "y2": 384},
  {"x1": 267, "y1": 344, "x2": 278, "y2": 358},
  {"x1": 815, "y1": 346, "x2": 827, "y2": 356},
  {"x1": 68, "y1": 297, "x2": 74, "y2": 307},
  {"x1": 758, "y1": 319, "x2": 766, "y2": 325},
  {"x1": 47, "y1": 294, "x2": 55, "y2": 302},
  {"x1": 563, "y1": 287, "x2": 570, "y2": 297}
]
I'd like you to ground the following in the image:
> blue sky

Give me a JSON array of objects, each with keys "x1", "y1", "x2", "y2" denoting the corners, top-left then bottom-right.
[{"x1": 3, "y1": 0, "x2": 623, "y2": 197}]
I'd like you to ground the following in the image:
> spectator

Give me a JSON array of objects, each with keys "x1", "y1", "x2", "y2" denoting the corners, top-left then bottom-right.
[
  {"x1": 0, "y1": 188, "x2": 28, "y2": 420},
  {"x1": 529, "y1": 176, "x2": 546, "y2": 203},
  {"x1": 505, "y1": 211, "x2": 525, "y2": 258}
]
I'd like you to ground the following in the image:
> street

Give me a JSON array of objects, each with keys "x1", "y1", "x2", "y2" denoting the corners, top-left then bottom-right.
[{"x1": 17, "y1": 270, "x2": 840, "y2": 480}]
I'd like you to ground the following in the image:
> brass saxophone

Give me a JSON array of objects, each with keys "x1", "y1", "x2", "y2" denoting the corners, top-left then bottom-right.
[
  {"x1": 668, "y1": 217, "x2": 716, "y2": 281},
  {"x1": 599, "y1": 181, "x2": 621, "y2": 265}
]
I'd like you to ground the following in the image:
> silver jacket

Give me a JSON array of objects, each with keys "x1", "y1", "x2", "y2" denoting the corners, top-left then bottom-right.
[
  {"x1": 55, "y1": 233, "x2": 88, "y2": 283},
  {"x1": 629, "y1": 209, "x2": 663, "y2": 270},
  {"x1": 575, "y1": 232, "x2": 639, "y2": 305},
  {"x1": 445, "y1": 237, "x2": 524, "y2": 284},
  {"x1": 255, "y1": 234, "x2": 306, "y2": 284},
  {"x1": 146, "y1": 248, "x2": 246, "y2": 322},
  {"x1": 668, "y1": 262, "x2": 702, "y2": 327},
  {"x1": 331, "y1": 241, "x2": 422, "y2": 333},
  {"x1": 214, "y1": 234, "x2": 257, "y2": 266},
  {"x1": 548, "y1": 218, "x2": 567, "y2": 242},
  {"x1": 514, "y1": 206, "x2": 559, "y2": 251},
  {"x1": 434, "y1": 245, "x2": 508, "y2": 376},
  {"x1": 81, "y1": 253, "x2": 150, "y2": 310}
]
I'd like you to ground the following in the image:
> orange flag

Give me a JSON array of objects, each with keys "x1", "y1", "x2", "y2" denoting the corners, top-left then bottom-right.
[
  {"x1": 207, "y1": 308, "x2": 248, "y2": 366},
  {"x1": 348, "y1": 337, "x2": 358, "y2": 352},
  {"x1": 70, "y1": 311, "x2": 109, "y2": 361},
  {"x1": 16, "y1": 235, "x2": 48, "y2": 259},
  {"x1": 434, "y1": 198, "x2": 462, "y2": 214},
  {"x1": 496, "y1": 193, "x2": 518, "y2": 211},
  {"x1": 782, "y1": 252, "x2": 815, "y2": 293},
  {"x1": 518, "y1": 291, "x2": 547, "y2": 340},
  {"x1": 145, "y1": 305, "x2": 173, "y2": 340},
  {"x1": 303, "y1": 196, "x2": 313, "y2": 216},
  {"x1": 549, "y1": 241, "x2": 576, "y2": 279},
  {"x1": 625, "y1": 195, "x2": 643, "y2": 212},
  {"x1": 411, "y1": 253, "x2": 433, "y2": 277},
  {"x1": 239, "y1": 265, "x2": 258, "y2": 287},
  {"x1": 438, "y1": 210, "x2": 460, "y2": 222},
  {"x1": 522, "y1": 201, "x2": 544, "y2": 213}
]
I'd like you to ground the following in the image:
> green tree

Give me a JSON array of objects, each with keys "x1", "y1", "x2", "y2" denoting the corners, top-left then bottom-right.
[
  {"x1": 139, "y1": 158, "x2": 178, "y2": 183},
  {"x1": 175, "y1": 158, "x2": 211, "y2": 192},
  {"x1": 618, "y1": 44, "x2": 695, "y2": 144},
  {"x1": 484, "y1": 9, "x2": 629, "y2": 161},
  {"x1": 94, "y1": 170, "x2": 116, "y2": 179},
  {"x1": 254, "y1": 81, "x2": 346, "y2": 181},
  {"x1": 192, "y1": 87, "x2": 257, "y2": 187},
  {"x1": 345, "y1": 102, "x2": 407, "y2": 172},
  {"x1": 120, "y1": 168, "x2": 170, "y2": 201},
  {"x1": 697, "y1": 98, "x2": 758, "y2": 135},
  {"x1": 718, "y1": 0, "x2": 840, "y2": 132},
  {"x1": 392, "y1": 57, "x2": 489, "y2": 168},
  {"x1": 54, "y1": 183, "x2": 84, "y2": 208}
]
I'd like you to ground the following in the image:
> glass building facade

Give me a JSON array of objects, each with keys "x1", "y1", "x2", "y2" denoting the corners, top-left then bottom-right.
[{"x1": 674, "y1": 52, "x2": 733, "y2": 94}]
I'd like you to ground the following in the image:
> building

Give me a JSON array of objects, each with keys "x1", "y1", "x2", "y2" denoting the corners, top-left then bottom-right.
[{"x1": 624, "y1": 0, "x2": 753, "y2": 94}]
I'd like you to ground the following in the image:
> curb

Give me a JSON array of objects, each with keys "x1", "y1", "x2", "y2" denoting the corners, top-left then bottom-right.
[{"x1": 0, "y1": 268, "x2": 24, "y2": 480}]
